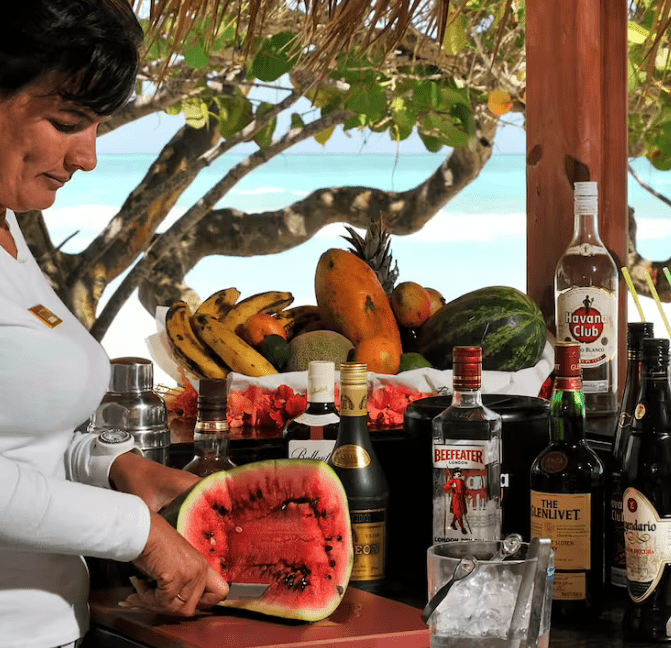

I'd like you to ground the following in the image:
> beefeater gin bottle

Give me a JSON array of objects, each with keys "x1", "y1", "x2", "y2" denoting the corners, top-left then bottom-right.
[
  {"x1": 555, "y1": 181, "x2": 618, "y2": 436},
  {"x1": 431, "y1": 346, "x2": 502, "y2": 543}
]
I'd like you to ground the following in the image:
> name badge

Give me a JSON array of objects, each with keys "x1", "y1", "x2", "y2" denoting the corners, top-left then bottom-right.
[{"x1": 29, "y1": 304, "x2": 63, "y2": 329}]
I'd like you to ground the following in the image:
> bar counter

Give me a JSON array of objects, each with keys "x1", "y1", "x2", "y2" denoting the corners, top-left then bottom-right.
[{"x1": 85, "y1": 586, "x2": 655, "y2": 647}]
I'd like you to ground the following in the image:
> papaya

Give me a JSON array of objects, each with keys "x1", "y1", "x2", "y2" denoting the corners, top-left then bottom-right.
[{"x1": 315, "y1": 249, "x2": 402, "y2": 374}]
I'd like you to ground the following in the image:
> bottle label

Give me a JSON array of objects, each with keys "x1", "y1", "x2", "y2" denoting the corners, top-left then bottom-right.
[
  {"x1": 530, "y1": 491, "x2": 591, "y2": 601},
  {"x1": 331, "y1": 444, "x2": 371, "y2": 469},
  {"x1": 432, "y1": 440, "x2": 500, "y2": 542},
  {"x1": 556, "y1": 287, "x2": 616, "y2": 369},
  {"x1": 609, "y1": 485, "x2": 627, "y2": 588},
  {"x1": 623, "y1": 488, "x2": 671, "y2": 603},
  {"x1": 288, "y1": 440, "x2": 336, "y2": 463},
  {"x1": 291, "y1": 412, "x2": 341, "y2": 427},
  {"x1": 351, "y1": 508, "x2": 385, "y2": 581}
]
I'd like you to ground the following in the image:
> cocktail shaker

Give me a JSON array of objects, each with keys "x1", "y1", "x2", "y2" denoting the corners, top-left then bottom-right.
[{"x1": 88, "y1": 357, "x2": 170, "y2": 465}]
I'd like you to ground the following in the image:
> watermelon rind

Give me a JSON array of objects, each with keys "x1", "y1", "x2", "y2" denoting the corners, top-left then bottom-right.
[
  {"x1": 416, "y1": 286, "x2": 547, "y2": 372},
  {"x1": 173, "y1": 459, "x2": 353, "y2": 622}
]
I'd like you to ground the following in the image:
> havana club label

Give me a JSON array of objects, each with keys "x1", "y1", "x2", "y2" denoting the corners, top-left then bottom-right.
[
  {"x1": 556, "y1": 287, "x2": 616, "y2": 370},
  {"x1": 432, "y1": 439, "x2": 500, "y2": 543},
  {"x1": 623, "y1": 488, "x2": 671, "y2": 603}
]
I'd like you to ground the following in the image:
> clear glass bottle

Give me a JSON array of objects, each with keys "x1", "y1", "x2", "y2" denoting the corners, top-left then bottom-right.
[
  {"x1": 284, "y1": 361, "x2": 339, "y2": 462},
  {"x1": 327, "y1": 362, "x2": 389, "y2": 594},
  {"x1": 554, "y1": 181, "x2": 619, "y2": 437},
  {"x1": 608, "y1": 322, "x2": 654, "y2": 594},
  {"x1": 530, "y1": 341, "x2": 605, "y2": 622},
  {"x1": 431, "y1": 346, "x2": 502, "y2": 544},
  {"x1": 622, "y1": 338, "x2": 671, "y2": 641},
  {"x1": 183, "y1": 378, "x2": 236, "y2": 476}
]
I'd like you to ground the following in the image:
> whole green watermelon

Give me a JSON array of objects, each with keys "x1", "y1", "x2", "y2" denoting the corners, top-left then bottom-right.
[{"x1": 416, "y1": 286, "x2": 547, "y2": 371}]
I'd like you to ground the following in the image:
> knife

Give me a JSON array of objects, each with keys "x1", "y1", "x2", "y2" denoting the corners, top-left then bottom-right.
[{"x1": 226, "y1": 582, "x2": 270, "y2": 601}]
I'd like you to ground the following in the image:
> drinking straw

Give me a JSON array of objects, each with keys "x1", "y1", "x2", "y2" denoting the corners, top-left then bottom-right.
[
  {"x1": 663, "y1": 267, "x2": 671, "y2": 292},
  {"x1": 644, "y1": 270, "x2": 671, "y2": 338},
  {"x1": 621, "y1": 267, "x2": 646, "y2": 322}
]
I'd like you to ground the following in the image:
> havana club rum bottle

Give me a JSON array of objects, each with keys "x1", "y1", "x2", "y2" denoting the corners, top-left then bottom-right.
[
  {"x1": 530, "y1": 342, "x2": 605, "y2": 621},
  {"x1": 555, "y1": 181, "x2": 619, "y2": 436},
  {"x1": 608, "y1": 322, "x2": 654, "y2": 594},
  {"x1": 622, "y1": 338, "x2": 671, "y2": 641},
  {"x1": 431, "y1": 346, "x2": 502, "y2": 543},
  {"x1": 284, "y1": 361, "x2": 339, "y2": 462},
  {"x1": 327, "y1": 362, "x2": 388, "y2": 593}
]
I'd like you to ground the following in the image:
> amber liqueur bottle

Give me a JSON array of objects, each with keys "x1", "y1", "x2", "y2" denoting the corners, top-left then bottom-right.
[
  {"x1": 284, "y1": 361, "x2": 339, "y2": 462},
  {"x1": 530, "y1": 341, "x2": 605, "y2": 621},
  {"x1": 183, "y1": 378, "x2": 236, "y2": 476},
  {"x1": 608, "y1": 322, "x2": 654, "y2": 595},
  {"x1": 327, "y1": 362, "x2": 389, "y2": 594},
  {"x1": 554, "y1": 181, "x2": 619, "y2": 436},
  {"x1": 622, "y1": 338, "x2": 671, "y2": 642},
  {"x1": 431, "y1": 345, "x2": 502, "y2": 543}
]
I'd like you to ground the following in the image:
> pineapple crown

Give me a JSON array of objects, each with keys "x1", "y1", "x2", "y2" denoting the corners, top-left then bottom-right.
[{"x1": 341, "y1": 212, "x2": 399, "y2": 296}]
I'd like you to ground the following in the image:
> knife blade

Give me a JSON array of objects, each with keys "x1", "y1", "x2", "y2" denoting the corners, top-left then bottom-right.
[{"x1": 226, "y1": 582, "x2": 270, "y2": 601}]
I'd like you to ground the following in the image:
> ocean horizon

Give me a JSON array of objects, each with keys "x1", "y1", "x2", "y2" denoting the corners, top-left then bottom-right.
[{"x1": 41, "y1": 151, "x2": 671, "y2": 386}]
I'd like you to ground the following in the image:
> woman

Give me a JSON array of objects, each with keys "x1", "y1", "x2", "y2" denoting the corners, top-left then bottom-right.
[{"x1": 0, "y1": 2, "x2": 229, "y2": 647}]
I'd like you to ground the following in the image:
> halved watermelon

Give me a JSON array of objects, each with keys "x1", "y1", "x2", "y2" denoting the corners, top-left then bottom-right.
[{"x1": 166, "y1": 459, "x2": 353, "y2": 621}]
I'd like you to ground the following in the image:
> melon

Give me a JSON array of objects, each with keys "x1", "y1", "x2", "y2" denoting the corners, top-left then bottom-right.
[
  {"x1": 416, "y1": 286, "x2": 547, "y2": 372},
  {"x1": 286, "y1": 330, "x2": 354, "y2": 372},
  {"x1": 163, "y1": 459, "x2": 353, "y2": 621}
]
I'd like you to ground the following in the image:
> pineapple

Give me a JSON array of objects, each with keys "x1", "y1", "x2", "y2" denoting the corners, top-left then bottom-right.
[{"x1": 342, "y1": 212, "x2": 399, "y2": 296}]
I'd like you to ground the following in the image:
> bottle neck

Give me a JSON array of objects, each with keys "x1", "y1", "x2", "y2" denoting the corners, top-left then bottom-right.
[
  {"x1": 571, "y1": 211, "x2": 603, "y2": 246},
  {"x1": 304, "y1": 401, "x2": 339, "y2": 414},
  {"x1": 550, "y1": 384, "x2": 586, "y2": 443},
  {"x1": 452, "y1": 387, "x2": 483, "y2": 407}
]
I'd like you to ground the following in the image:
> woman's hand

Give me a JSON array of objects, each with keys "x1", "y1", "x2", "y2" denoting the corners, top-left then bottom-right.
[
  {"x1": 125, "y1": 511, "x2": 229, "y2": 615},
  {"x1": 109, "y1": 451, "x2": 200, "y2": 512}
]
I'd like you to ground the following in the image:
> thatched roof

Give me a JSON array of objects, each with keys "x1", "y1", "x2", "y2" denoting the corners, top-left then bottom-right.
[{"x1": 133, "y1": 0, "x2": 452, "y2": 68}]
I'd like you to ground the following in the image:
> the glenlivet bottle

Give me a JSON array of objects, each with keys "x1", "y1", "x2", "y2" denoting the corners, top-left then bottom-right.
[
  {"x1": 608, "y1": 322, "x2": 654, "y2": 594},
  {"x1": 555, "y1": 181, "x2": 618, "y2": 437},
  {"x1": 284, "y1": 361, "x2": 339, "y2": 463},
  {"x1": 328, "y1": 362, "x2": 389, "y2": 593},
  {"x1": 530, "y1": 341, "x2": 605, "y2": 621},
  {"x1": 431, "y1": 346, "x2": 502, "y2": 543},
  {"x1": 622, "y1": 338, "x2": 671, "y2": 642},
  {"x1": 183, "y1": 378, "x2": 236, "y2": 476}
]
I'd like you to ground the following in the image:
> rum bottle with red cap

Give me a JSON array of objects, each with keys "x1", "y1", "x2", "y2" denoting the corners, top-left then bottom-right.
[
  {"x1": 431, "y1": 346, "x2": 502, "y2": 544},
  {"x1": 530, "y1": 341, "x2": 605, "y2": 621}
]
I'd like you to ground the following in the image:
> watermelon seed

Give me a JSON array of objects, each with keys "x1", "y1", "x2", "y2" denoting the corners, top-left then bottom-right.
[
  {"x1": 213, "y1": 504, "x2": 229, "y2": 516},
  {"x1": 235, "y1": 526, "x2": 243, "y2": 533},
  {"x1": 329, "y1": 560, "x2": 336, "y2": 568},
  {"x1": 337, "y1": 585, "x2": 344, "y2": 595},
  {"x1": 325, "y1": 545, "x2": 333, "y2": 552}
]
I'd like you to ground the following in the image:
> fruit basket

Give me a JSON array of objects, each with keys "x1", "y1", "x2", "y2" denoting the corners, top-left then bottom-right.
[{"x1": 147, "y1": 308, "x2": 554, "y2": 441}]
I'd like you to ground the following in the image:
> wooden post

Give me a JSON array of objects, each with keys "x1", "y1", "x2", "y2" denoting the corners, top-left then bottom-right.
[{"x1": 526, "y1": 0, "x2": 629, "y2": 401}]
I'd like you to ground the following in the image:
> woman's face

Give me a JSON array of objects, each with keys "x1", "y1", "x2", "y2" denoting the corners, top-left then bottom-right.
[{"x1": 0, "y1": 75, "x2": 103, "y2": 214}]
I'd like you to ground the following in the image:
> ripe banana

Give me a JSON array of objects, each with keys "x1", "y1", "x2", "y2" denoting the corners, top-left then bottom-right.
[
  {"x1": 192, "y1": 313, "x2": 278, "y2": 377},
  {"x1": 193, "y1": 287, "x2": 241, "y2": 321},
  {"x1": 274, "y1": 305, "x2": 323, "y2": 339},
  {"x1": 165, "y1": 301, "x2": 230, "y2": 379},
  {"x1": 222, "y1": 290, "x2": 294, "y2": 334}
]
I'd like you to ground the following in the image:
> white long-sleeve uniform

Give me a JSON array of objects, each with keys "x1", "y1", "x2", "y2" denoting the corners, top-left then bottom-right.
[{"x1": 0, "y1": 211, "x2": 151, "y2": 648}]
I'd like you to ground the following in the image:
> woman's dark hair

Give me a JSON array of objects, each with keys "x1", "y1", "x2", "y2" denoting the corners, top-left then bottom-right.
[{"x1": 1, "y1": 0, "x2": 144, "y2": 115}]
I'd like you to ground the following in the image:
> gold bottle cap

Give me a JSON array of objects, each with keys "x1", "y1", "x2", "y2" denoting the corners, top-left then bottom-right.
[{"x1": 339, "y1": 362, "x2": 368, "y2": 386}]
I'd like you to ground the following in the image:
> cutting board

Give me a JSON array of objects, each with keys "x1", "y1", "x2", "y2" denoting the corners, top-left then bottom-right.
[{"x1": 89, "y1": 586, "x2": 430, "y2": 648}]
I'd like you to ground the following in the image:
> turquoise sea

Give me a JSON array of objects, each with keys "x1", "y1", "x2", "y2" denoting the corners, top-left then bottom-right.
[{"x1": 40, "y1": 151, "x2": 671, "y2": 378}]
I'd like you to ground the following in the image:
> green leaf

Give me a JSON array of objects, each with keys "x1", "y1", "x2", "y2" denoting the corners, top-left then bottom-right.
[
  {"x1": 314, "y1": 126, "x2": 335, "y2": 146},
  {"x1": 165, "y1": 101, "x2": 183, "y2": 116},
  {"x1": 391, "y1": 96, "x2": 417, "y2": 137},
  {"x1": 345, "y1": 84, "x2": 387, "y2": 122},
  {"x1": 290, "y1": 113, "x2": 305, "y2": 130},
  {"x1": 442, "y1": 11, "x2": 469, "y2": 56},
  {"x1": 185, "y1": 43, "x2": 210, "y2": 69},
  {"x1": 249, "y1": 32, "x2": 297, "y2": 82},
  {"x1": 414, "y1": 81, "x2": 440, "y2": 111},
  {"x1": 418, "y1": 129, "x2": 444, "y2": 153},
  {"x1": 218, "y1": 94, "x2": 253, "y2": 139},
  {"x1": 183, "y1": 99, "x2": 209, "y2": 129},
  {"x1": 344, "y1": 113, "x2": 368, "y2": 130},
  {"x1": 253, "y1": 102, "x2": 276, "y2": 148},
  {"x1": 628, "y1": 21, "x2": 649, "y2": 45}
]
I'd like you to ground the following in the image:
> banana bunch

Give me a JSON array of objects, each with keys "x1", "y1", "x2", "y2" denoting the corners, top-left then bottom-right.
[
  {"x1": 275, "y1": 305, "x2": 324, "y2": 339},
  {"x1": 165, "y1": 289, "x2": 294, "y2": 378}
]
